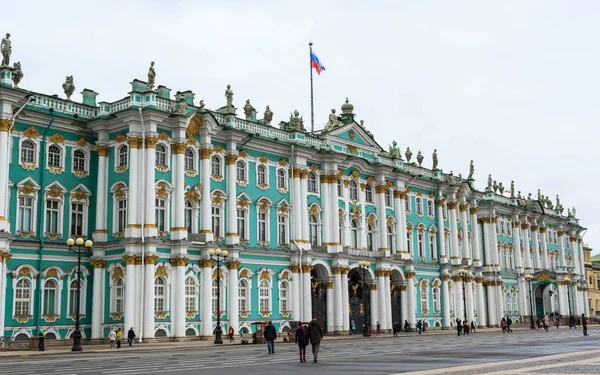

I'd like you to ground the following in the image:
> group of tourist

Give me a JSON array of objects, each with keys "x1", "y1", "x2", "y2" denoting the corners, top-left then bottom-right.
[
  {"x1": 108, "y1": 327, "x2": 136, "y2": 348},
  {"x1": 262, "y1": 317, "x2": 323, "y2": 363}
]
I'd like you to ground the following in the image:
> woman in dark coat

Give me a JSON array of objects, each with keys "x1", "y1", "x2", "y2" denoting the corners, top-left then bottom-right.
[{"x1": 294, "y1": 322, "x2": 307, "y2": 362}]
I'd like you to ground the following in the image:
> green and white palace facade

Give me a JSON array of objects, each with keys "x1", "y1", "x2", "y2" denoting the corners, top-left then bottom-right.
[{"x1": 0, "y1": 64, "x2": 589, "y2": 342}]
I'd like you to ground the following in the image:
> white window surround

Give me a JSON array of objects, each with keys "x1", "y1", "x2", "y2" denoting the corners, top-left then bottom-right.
[
  {"x1": 277, "y1": 214, "x2": 288, "y2": 245},
  {"x1": 210, "y1": 155, "x2": 224, "y2": 179},
  {"x1": 427, "y1": 199, "x2": 435, "y2": 217},
  {"x1": 155, "y1": 142, "x2": 170, "y2": 171},
  {"x1": 41, "y1": 278, "x2": 62, "y2": 317},
  {"x1": 405, "y1": 195, "x2": 412, "y2": 214},
  {"x1": 155, "y1": 181, "x2": 173, "y2": 234},
  {"x1": 71, "y1": 147, "x2": 91, "y2": 176},
  {"x1": 65, "y1": 267, "x2": 89, "y2": 317},
  {"x1": 365, "y1": 184, "x2": 374, "y2": 204},
  {"x1": 211, "y1": 273, "x2": 226, "y2": 313},
  {"x1": 184, "y1": 275, "x2": 199, "y2": 313},
  {"x1": 154, "y1": 276, "x2": 170, "y2": 313},
  {"x1": 237, "y1": 273, "x2": 252, "y2": 313},
  {"x1": 110, "y1": 182, "x2": 129, "y2": 236},
  {"x1": 112, "y1": 277, "x2": 125, "y2": 314},
  {"x1": 420, "y1": 281, "x2": 429, "y2": 313},
  {"x1": 115, "y1": 144, "x2": 129, "y2": 170},
  {"x1": 415, "y1": 197, "x2": 424, "y2": 216},
  {"x1": 46, "y1": 142, "x2": 66, "y2": 173},
  {"x1": 13, "y1": 276, "x2": 35, "y2": 318},
  {"x1": 432, "y1": 285, "x2": 441, "y2": 312},
  {"x1": 211, "y1": 190, "x2": 227, "y2": 239},
  {"x1": 259, "y1": 279, "x2": 272, "y2": 312},
  {"x1": 256, "y1": 198, "x2": 272, "y2": 245},
  {"x1": 68, "y1": 184, "x2": 92, "y2": 238},
  {"x1": 236, "y1": 160, "x2": 247, "y2": 183},
  {"x1": 307, "y1": 172, "x2": 318, "y2": 194},
  {"x1": 256, "y1": 162, "x2": 269, "y2": 188},
  {"x1": 184, "y1": 147, "x2": 197, "y2": 172},
  {"x1": 385, "y1": 189, "x2": 392, "y2": 207},
  {"x1": 18, "y1": 137, "x2": 39, "y2": 170},
  {"x1": 42, "y1": 182, "x2": 67, "y2": 238},
  {"x1": 279, "y1": 280, "x2": 290, "y2": 314},
  {"x1": 15, "y1": 178, "x2": 40, "y2": 235},
  {"x1": 276, "y1": 168, "x2": 288, "y2": 191},
  {"x1": 108, "y1": 263, "x2": 126, "y2": 314}
]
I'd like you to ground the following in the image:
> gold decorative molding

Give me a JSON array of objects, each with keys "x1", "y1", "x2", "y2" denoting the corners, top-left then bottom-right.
[
  {"x1": 171, "y1": 142, "x2": 186, "y2": 155},
  {"x1": 158, "y1": 132, "x2": 170, "y2": 141},
  {"x1": 145, "y1": 137, "x2": 158, "y2": 148},
  {"x1": 111, "y1": 267, "x2": 124, "y2": 280},
  {"x1": 200, "y1": 259, "x2": 213, "y2": 268},
  {"x1": 290, "y1": 264, "x2": 301, "y2": 273},
  {"x1": 145, "y1": 255, "x2": 159, "y2": 265},
  {"x1": 114, "y1": 133, "x2": 127, "y2": 143},
  {"x1": 259, "y1": 155, "x2": 268, "y2": 163},
  {"x1": 0, "y1": 118, "x2": 11, "y2": 132},
  {"x1": 49, "y1": 133, "x2": 65, "y2": 144},
  {"x1": 23, "y1": 126, "x2": 40, "y2": 139},
  {"x1": 301, "y1": 265, "x2": 313, "y2": 273},
  {"x1": 90, "y1": 259, "x2": 106, "y2": 269},
  {"x1": 127, "y1": 137, "x2": 140, "y2": 149}
]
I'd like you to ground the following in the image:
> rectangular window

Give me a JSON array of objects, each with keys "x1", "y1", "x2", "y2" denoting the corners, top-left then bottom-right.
[
  {"x1": 429, "y1": 235, "x2": 436, "y2": 259},
  {"x1": 237, "y1": 209, "x2": 247, "y2": 240},
  {"x1": 258, "y1": 212, "x2": 267, "y2": 242},
  {"x1": 238, "y1": 287, "x2": 247, "y2": 311},
  {"x1": 278, "y1": 215, "x2": 287, "y2": 244},
  {"x1": 71, "y1": 202, "x2": 85, "y2": 236},
  {"x1": 156, "y1": 198, "x2": 166, "y2": 232},
  {"x1": 418, "y1": 233, "x2": 425, "y2": 258},
  {"x1": 212, "y1": 206, "x2": 221, "y2": 237},
  {"x1": 117, "y1": 199, "x2": 127, "y2": 233},
  {"x1": 405, "y1": 197, "x2": 410, "y2": 212},
  {"x1": 18, "y1": 196, "x2": 33, "y2": 232},
  {"x1": 45, "y1": 199, "x2": 60, "y2": 234}
]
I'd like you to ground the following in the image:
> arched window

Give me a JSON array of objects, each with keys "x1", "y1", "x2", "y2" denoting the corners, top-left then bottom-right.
[
  {"x1": 211, "y1": 155, "x2": 221, "y2": 176},
  {"x1": 259, "y1": 279, "x2": 271, "y2": 311},
  {"x1": 277, "y1": 169, "x2": 286, "y2": 189},
  {"x1": 155, "y1": 144, "x2": 167, "y2": 166},
  {"x1": 15, "y1": 278, "x2": 32, "y2": 316},
  {"x1": 501, "y1": 221, "x2": 506, "y2": 235},
  {"x1": 73, "y1": 150, "x2": 86, "y2": 172},
  {"x1": 416, "y1": 197, "x2": 423, "y2": 215},
  {"x1": 385, "y1": 190, "x2": 392, "y2": 207},
  {"x1": 387, "y1": 225, "x2": 394, "y2": 252},
  {"x1": 429, "y1": 232, "x2": 437, "y2": 259},
  {"x1": 507, "y1": 224, "x2": 512, "y2": 237},
  {"x1": 432, "y1": 286, "x2": 441, "y2": 312},
  {"x1": 365, "y1": 185, "x2": 373, "y2": 203},
  {"x1": 367, "y1": 223, "x2": 375, "y2": 251},
  {"x1": 349, "y1": 181, "x2": 358, "y2": 200},
  {"x1": 113, "y1": 278, "x2": 124, "y2": 313},
  {"x1": 185, "y1": 201, "x2": 193, "y2": 233},
  {"x1": 185, "y1": 277, "x2": 197, "y2": 312},
  {"x1": 420, "y1": 283, "x2": 429, "y2": 313},
  {"x1": 351, "y1": 219, "x2": 359, "y2": 249},
  {"x1": 427, "y1": 200, "x2": 434, "y2": 217},
  {"x1": 238, "y1": 279, "x2": 250, "y2": 312},
  {"x1": 68, "y1": 279, "x2": 82, "y2": 315},
  {"x1": 418, "y1": 230, "x2": 425, "y2": 258},
  {"x1": 309, "y1": 215, "x2": 319, "y2": 245},
  {"x1": 279, "y1": 281, "x2": 290, "y2": 312},
  {"x1": 184, "y1": 148, "x2": 195, "y2": 171},
  {"x1": 257, "y1": 165, "x2": 267, "y2": 185},
  {"x1": 43, "y1": 279, "x2": 58, "y2": 315},
  {"x1": 155, "y1": 198, "x2": 167, "y2": 232},
  {"x1": 307, "y1": 172, "x2": 317, "y2": 193},
  {"x1": 48, "y1": 145, "x2": 62, "y2": 168},
  {"x1": 154, "y1": 277, "x2": 166, "y2": 312},
  {"x1": 407, "y1": 227, "x2": 413, "y2": 253},
  {"x1": 236, "y1": 160, "x2": 246, "y2": 181},
  {"x1": 118, "y1": 145, "x2": 128, "y2": 167},
  {"x1": 21, "y1": 140, "x2": 35, "y2": 164}
]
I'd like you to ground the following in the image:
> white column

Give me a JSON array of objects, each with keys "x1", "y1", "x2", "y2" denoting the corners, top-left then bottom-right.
[
  {"x1": 437, "y1": 200, "x2": 447, "y2": 264},
  {"x1": 540, "y1": 227, "x2": 549, "y2": 270},
  {"x1": 475, "y1": 278, "x2": 487, "y2": 326},
  {"x1": 333, "y1": 268, "x2": 343, "y2": 333},
  {"x1": 486, "y1": 283, "x2": 497, "y2": 326},
  {"x1": 384, "y1": 272, "x2": 392, "y2": 331},
  {"x1": 459, "y1": 203, "x2": 471, "y2": 263},
  {"x1": 302, "y1": 265, "x2": 313, "y2": 321},
  {"x1": 343, "y1": 182, "x2": 350, "y2": 249},
  {"x1": 124, "y1": 256, "x2": 136, "y2": 336},
  {"x1": 578, "y1": 240, "x2": 585, "y2": 281},
  {"x1": 465, "y1": 277, "x2": 475, "y2": 324},
  {"x1": 321, "y1": 176, "x2": 331, "y2": 245},
  {"x1": 522, "y1": 223, "x2": 532, "y2": 273},
  {"x1": 341, "y1": 269, "x2": 350, "y2": 332},
  {"x1": 570, "y1": 234, "x2": 580, "y2": 275},
  {"x1": 513, "y1": 221, "x2": 523, "y2": 273},
  {"x1": 497, "y1": 283, "x2": 506, "y2": 318},
  {"x1": 0, "y1": 125, "x2": 9, "y2": 229},
  {"x1": 172, "y1": 143, "x2": 187, "y2": 240},
  {"x1": 359, "y1": 184, "x2": 367, "y2": 250},
  {"x1": 126, "y1": 138, "x2": 139, "y2": 237},
  {"x1": 482, "y1": 220, "x2": 492, "y2": 266},
  {"x1": 291, "y1": 265, "x2": 301, "y2": 321},
  {"x1": 518, "y1": 276, "x2": 528, "y2": 317},
  {"x1": 448, "y1": 202, "x2": 460, "y2": 265},
  {"x1": 406, "y1": 271, "x2": 416, "y2": 325},
  {"x1": 93, "y1": 145, "x2": 109, "y2": 242},
  {"x1": 91, "y1": 260, "x2": 105, "y2": 339},
  {"x1": 144, "y1": 138, "x2": 157, "y2": 238},
  {"x1": 225, "y1": 153, "x2": 238, "y2": 245},
  {"x1": 558, "y1": 231, "x2": 566, "y2": 267},
  {"x1": 394, "y1": 190, "x2": 404, "y2": 255},
  {"x1": 134, "y1": 262, "x2": 143, "y2": 336},
  {"x1": 441, "y1": 275, "x2": 451, "y2": 327},
  {"x1": 325, "y1": 282, "x2": 334, "y2": 333},
  {"x1": 377, "y1": 272, "x2": 387, "y2": 329},
  {"x1": 143, "y1": 257, "x2": 156, "y2": 339},
  {"x1": 400, "y1": 285, "x2": 408, "y2": 328},
  {"x1": 471, "y1": 207, "x2": 481, "y2": 267},
  {"x1": 173, "y1": 258, "x2": 187, "y2": 338},
  {"x1": 0, "y1": 253, "x2": 6, "y2": 337},
  {"x1": 293, "y1": 170, "x2": 302, "y2": 242},
  {"x1": 300, "y1": 172, "x2": 309, "y2": 243},
  {"x1": 453, "y1": 276, "x2": 464, "y2": 321},
  {"x1": 329, "y1": 174, "x2": 340, "y2": 248},
  {"x1": 370, "y1": 284, "x2": 378, "y2": 331},
  {"x1": 491, "y1": 217, "x2": 500, "y2": 270},
  {"x1": 532, "y1": 225, "x2": 541, "y2": 271},
  {"x1": 228, "y1": 260, "x2": 239, "y2": 333},
  {"x1": 200, "y1": 148, "x2": 213, "y2": 241},
  {"x1": 200, "y1": 259, "x2": 213, "y2": 336},
  {"x1": 376, "y1": 184, "x2": 388, "y2": 252}
]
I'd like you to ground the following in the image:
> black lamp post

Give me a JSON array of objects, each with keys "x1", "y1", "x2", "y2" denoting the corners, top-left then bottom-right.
[
  {"x1": 565, "y1": 276, "x2": 572, "y2": 317},
  {"x1": 208, "y1": 248, "x2": 228, "y2": 344},
  {"x1": 358, "y1": 261, "x2": 370, "y2": 336},
  {"x1": 66, "y1": 237, "x2": 93, "y2": 352},
  {"x1": 525, "y1": 274, "x2": 535, "y2": 329},
  {"x1": 458, "y1": 269, "x2": 468, "y2": 324}
]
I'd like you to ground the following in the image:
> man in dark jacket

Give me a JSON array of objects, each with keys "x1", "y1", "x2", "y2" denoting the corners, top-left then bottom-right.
[
  {"x1": 127, "y1": 327, "x2": 136, "y2": 346},
  {"x1": 263, "y1": 321, "x2": 277, "y2": 354},
  {"x1": 582, "y1": 314, "x2": 588, "y2": 336},
  {"x1": 307, "y1": 316, "x2": 323, "y2": 363}
]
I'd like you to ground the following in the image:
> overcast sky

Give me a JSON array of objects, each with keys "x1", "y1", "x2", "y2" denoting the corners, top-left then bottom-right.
[{"x1": 5, "y1": 0, "x2": 599, "y2": 253}]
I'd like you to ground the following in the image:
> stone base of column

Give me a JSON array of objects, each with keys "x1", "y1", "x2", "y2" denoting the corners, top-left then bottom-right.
[
  {"x1": 225, "y1": 234, "x2": 239, "y2": 246},
  {"x1": 486, "y1": 324, "x2": 497, "y2": 328},
  {"x1": 477, "y1": 325, "x2": 486, "y2": 329},
  {"x1": 172, "y1": 337, "x2": 190, "y2": 342},
  {"x1": 0, "y1": 219, "x2": 10, "y2": 232},
  {"x1": 198, "y1": 335, "x2": 215, "y2": 341},
  {"x1": 450, "y1": 258, "x2": 461, "y2": 266},
  {"x1": 125, "y1": 226, "x2": 142, "y2": 238},
  {"x1": 144, "y1": 227, "x2": 158, "y2": 238},
  {"x1": 92, "y1": 230, "x2": 108, "y2": 242},
  {"x1": 200, "y1": 231, "x2": 214, "y2": 242},
  {"x1": 326, "y1": 244, "x2": 342, "y2": 254},
  {"x1": 170, "y1": 229, "x2": 188, "y2": 241},
  {"x1": 143, "y1": 338, "x2": 159, "y2": 343},
  {"x1": 332, "y1": 330, "x2": 351, "y2": 336}
]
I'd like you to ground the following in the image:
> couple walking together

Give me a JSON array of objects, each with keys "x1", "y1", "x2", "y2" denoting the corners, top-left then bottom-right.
[{"x1": 264, "y1": 316, "x2": 323, "y2": 363}]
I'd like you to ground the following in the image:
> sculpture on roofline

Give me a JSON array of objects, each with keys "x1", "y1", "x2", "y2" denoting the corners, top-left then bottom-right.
[
  {"x1": 146, "y1": 61, "x2": 156, "y2": 90},
  {"x1": 388, "y1": 141, "x2": 402, "y2": 160},
  {"x1": 432, "y1": 149, "x2": 438, "y2": 170},
  {"x1": 567, "y1": 208, "x2": 572, "y2": 217},
  {"x1": 12, "y1": 61, "x2": 22, "y2": 87},
  {"x1": 198, "y1": 100, "x2": 205, "y2": 111},
  {"x1": 405, "y1": 147, "x2": 413, "y2": 164},
  {"x1": 62, "y1": 76, "x2": 75, "y2": 101},
  {"x1": 175, "y1": 97, "x2": 187, "y2": 115},
  {"x1": 225, "y1": 84, "x2": 234, "y2": 112},
  {"x1": 572, "y1": 207, "x2": 577, "y2": 218},
  {"x1": 487, "y1": 174, "x2": 492, "y2": 192},
  {"x1": 289, "y1": 110, "x2": 305, "y2": 131},
  {"x1": 517, "y1": 191, "x2": 522, "y2": 199},
  {"x1": 510, "y1": 181, "x2": 515, "y2": 198},
  {"x1": 493, "y1": 180, "x2": 498, "y2": 194},
  {"x1": 1, "y1": 33, "x2": 11, "y2": 67},
  {"x1": 545, "y1": 195, "x2": 553, "y2": 209},
  {"x1": 498, "y1": 182, "x2": 504, "y2": 195},
  {"x1": 417, "y1": 151, "x2": 423, "y2": 166},
  {"x1": 467, "y1": 160, "x2": 474, "y2": 180},
  {"x1": 264, "y1": 105, "x2": 273, "y2": 125},
  {"x1": 325, "y1": 109, "x2": 341, "y2": 131},
  {"x1": 537, "y1": 189, "x2": 542, "y2": 202},
  {"x1": 243, "y1": 99, "x2": 255, "y2": 120}
]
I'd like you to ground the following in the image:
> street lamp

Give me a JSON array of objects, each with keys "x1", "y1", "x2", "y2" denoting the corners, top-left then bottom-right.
[
  {"x1": 208, "y1": 248, "x2": 228, "y2": 344},
  {"x1": 66, "y1": 237, "x2": 93, "y2": 352},
  {"x1": 525, "y1": 274, "x2": 535, "y2": 329},
  {"x1": 565, "y1": 276, "x2": 572, "y2": 317},
  {"x1": 358, "y1": 261, "x2": 370, "y2": 336},
  {"x1": 457, "y1": 269, "x2": 468, "y2": 324}
]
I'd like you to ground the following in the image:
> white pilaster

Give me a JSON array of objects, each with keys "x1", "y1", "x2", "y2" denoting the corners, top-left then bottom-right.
[
  {"x1": 471, "y1": 207, "x2": 481, "y2": 267},
  {"x1": 0, "y1": 125, "x2": 9, "y2": 230},
  {"x1": 91, "y1": 261, "x2": 105, "y2": 339},
  {"x1": 333, "y1": 268, "x2": 343, "y2": 333},
  {"x1": 437, "y1": 199, "x2": 447, "y2": 264},
  {"x1": 200, "y1": 259, "x2": 213, "y2": 337},
  {"x1": 486, "y1": 284, "x2": 497, "y2": 327},
  {"x1": 406, "y1": 270, "x2": 416, "y2": 326},
  {"x1": 93, "y1": 144, "x2": 109, "y2": 242},
  {"x1": 329, "y1": 173, "x2": 340, "y2": 250},
  {"x1": 393, "y1": 189, "x2": 404, "y2": 256},
  {"x1": 475, "y1": 278, "x2": 487, "y2": 326},
  {"x1": 518, "y1": 276, "x2": 528, "y2": 317},
  {"x1": 143, "y1": 257, "x2": 156, "y2": 339},
  {"x1": 453, "y1": 275, "x2": 464, "y2": 322},
  {"x1": 532, "y1": 224, "x2": 541, "y2": 271},
  {"x1": 228, "y1": 260, "x2": 239, "y2": 332},
  {"x1": 540, "y1": 227, "x2": 549, "y2": 270},
  {"x1": 0, "y1": 253, "x2": 6, "y2": 337},
  {"x1": 300, "y1": 173, "x2": 309, "y2": 243},
  {"x1": 321, "y1": 176, "x2": 331, "y2": 245},
  {"x1": 465, "y1": 277, "x2": 475, "y2": 324},
  {"x1": 326, "y1": 283, "x2": 334, "y2": 333},
  {"x1": 384, "y1": 272, "x2": 392, "y2": 331},
  {"x1": 400, "y1": 285, "x2": 408, "y2": 328},
  {"x1": 459, "y1": 203, "x2": 471, "y2": 264},
  {"x1": 370, "y1": 284, "x2": 378, "y2": 331},
  {"x1": 171, "y1": 143, "x2": 187, "y2": 240},
  {"x1": 341, "y1": 270, "x2": 350, "y2": 332},
  {"x1": 377, "y1": 272, "x2": 387, "y2": 329},
  {"x1": 144, "y1": 137, "x2": 157, "y2": 238},
  {"x1": 293, "y1": 171, "x2": 302, "y2": 242},
  {"x1": 302, "y1": 265, "x2": 313, "y2": 321},
  {"x1": 225, "y1": 152, "x2": 238, "y2": 245},
  {"x1": 376, "y1": 182, "x2": 388, "y2": 253},
  {"x1": 200, "y1": 147, "x2": 213, "y2": 242},
  {"x1": 522, "y1": 222, "x2": 532, "y2": 273},
  {"x1": 343, "y1": 181, "x2": 350, "y2": 249},
  {"x1": 448, "y1": 201, "x2": 460, "y2": 265},
  {"x1": 125, "y1": 138, "x2": 139, "y2": 237},
  {"x1": 441, "y1": 274, "x2": 451, "y2": 327},
  {"x1": 513, "y1": 221, "x2": 523, "y2": 273},
  {"x1": 124, "y1": 256, "x2": 137, "y2": 336},
  {"x1": 570, "y1": 233, "x2": 580, "y2": 275},
  {"x1": 291, "y1": 265, "x2": 301, "y2": 321},
  {"x1": 173, "y1": 258, "x2": 187, "y2": 338},
  {"x1": 558, "y1": 231, "x2": 566, "y2": 267}
]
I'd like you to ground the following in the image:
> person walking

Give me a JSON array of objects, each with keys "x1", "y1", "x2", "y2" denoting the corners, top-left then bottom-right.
[
  {"x1": 228, "y1": 326, "x2": 235, "y2": 342},
  {"x1": 376, "y1": 321, "x2": 381, "y2": 336},
  {"x1": 456, "y1": 319, "x2": 462, "y2": 336},
  {"x1": 582, "y1": 314, "x2": 588, "y2": 336},
  {"x1": 307, "y1": 316, "x2": 323, "y2": 363},
  {"x1": 294, "y1": 322, "x2": 307, "y2": 362},
  {"x1": 543, "y1": 316, "x2": 550, "y2": 332},
  {"x1": 263, "y1": 320, "x2": 277, "y2": 354},
  {"x1": 108, "y1": 329, "x2": 116, "y2": 349},
  {"x1": 555, "y1": 318, "x2": 560, "y2": 329},
  {"x1": 404, "y1": 320, "x2": 410, "y2": 332},
  {"x1": 38, "y1": 329, "x2": 45, "y2": 352},
  {"x1": 392, "y1": 322, "x2": 398, "y2": 337},
  {"x1": 116, "y1": 328, "x2": 123, "y2": 348},
  {"x1": 417, "y1": 320, "x2": 422, "y2": 334},
  {"x1": 470, "y1": 321, "x2": 476, "y2": 334},
  {"x1": 569, "y1": 315, "x2": 575, "y2": 329},
  {"x1": 506, "y1": 317, "x2": 513, "y2": 333},
  {"x1": 127, "y1": 327, "x2": 136, "y2": 346}
]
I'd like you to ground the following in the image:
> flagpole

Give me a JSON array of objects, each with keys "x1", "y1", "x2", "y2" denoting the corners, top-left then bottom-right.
[{"x1": 309, "y1": 41, "x2": 315, "y2": 134}]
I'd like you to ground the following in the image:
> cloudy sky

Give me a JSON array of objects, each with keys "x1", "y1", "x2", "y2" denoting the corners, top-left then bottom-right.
[{"x1": 5, "y1": 0, "x2": 599, "y2": 252}]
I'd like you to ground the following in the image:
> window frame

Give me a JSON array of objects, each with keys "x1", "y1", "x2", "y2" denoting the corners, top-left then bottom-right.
[
  {"x1": 155, "y1": 143, "x2": 168, "y2": 168},
  {"x1": 259, "y1": 279, "x2": 271, "y2": 312},
  {"x1": 14, "y1": 278, "x2": 33, "y2": 317},
  {"x1": 279, "y1": 280, "x2": 290, "y2": 313},
  {"x1": 307, "y1": 172, "x2": 318, "y2": 193},
  {"x1": 47, "y1": 144, "x2": 63, "y2": 169},
  {"x1": 365, "y1": 184, "x2": 374, "y2": 203}
]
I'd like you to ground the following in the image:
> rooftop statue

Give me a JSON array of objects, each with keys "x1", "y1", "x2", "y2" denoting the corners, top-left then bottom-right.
[
  {"x1": 264, "y1": 105, "x2": 273, "y2": 124},
  {"x1": 510, "y1": 181, "x2": 515, "y2": 198},
  {"x1": 432, "y1": 149, "x2": 438, "y2": 171},
  {"x1": 545, "y1": 195, "x2": 554, "y2": 209},
  {"x1": 571, "y1": 207, "x2": 577, "y2": 218},
  {"x1": 175, "y1": 97, "x2": 187, "y2": 115},
  {"x1": 243, "y1": 99, "x2": 255, "y2": 120},
  {"x1": 225, "y1": 84, "x2": 234, "y2": 112},
  {"x1": 517, "y1": 191, "x2": 522, "y2": 199},
  {"x1": 487, "y1": 174, "x2": 492, "y2": 192},
  {"x1": 1, "y1": 33, "x2": 11, "y2": 67},
  {"x1": 325, "y1": 109, "x2": 341, "y2": 131},
  {"x1": 12, "y1": 61, "x2": 22, "y2": 87},
  {"x1": 448, "y1": 171, "x2": 457, "y2": 185},
  {"x1": 388, "y1": 141, "x2": 402, "y2": 160},
  {"x1": 498, "y1": 182, "x2": 504, "y2": 195},
  {"x1": 493, "y1": 180, "x2": 498, "y2": 194},
  {"x1": 198, "y1": 100, "x2": 205, "y2": 111},
  {"x1": 405, "y1": 147, "x2": 413, "y2": 164},
  {"x1": 467, "y1": 160, "x2": 474, "y2": 180},
  {"x1": 417, "y1": 151, "x2": 423, "y2": 166},
  {"x1": 568, "y1": 208, "x2": 572, "y2": 217},
  {"x1": 289, "y1": 110, "x2": 305, "y2": 131},
  {"x1": 147, "y1": 61, "x2": 156, "y2": 90},
  {"x1": 62, "y1": 76, "x2": 75, "y2": 101},
  {"x1": 537, "y1": 189, "x2": 542, "y2": 202}
]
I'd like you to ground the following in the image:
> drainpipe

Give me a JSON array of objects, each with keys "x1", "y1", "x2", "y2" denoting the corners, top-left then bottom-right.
[
  {"x1": 138, "y1": 108, "x2": 146, "y2": 342},
  {"x1": 35, "y1": 110, "x2": 55, "y2": 333}
]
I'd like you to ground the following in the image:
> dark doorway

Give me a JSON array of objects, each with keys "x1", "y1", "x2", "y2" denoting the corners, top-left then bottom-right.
[
  {"x1": 311, "y1": 267, "x2": 328, "y2": 332},
  {"x1": 348, "y1": 269, "x2": 370, "y2": 334}
]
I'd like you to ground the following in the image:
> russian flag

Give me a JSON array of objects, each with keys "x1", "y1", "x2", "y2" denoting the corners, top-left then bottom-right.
[{"x1": 311, "y1": 53, "x2": 325, "y2": 75}]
